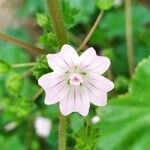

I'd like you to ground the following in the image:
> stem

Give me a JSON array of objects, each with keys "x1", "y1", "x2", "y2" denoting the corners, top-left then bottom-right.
[
  {"x1": 0, "y1": 32, "x2": 43, "y2": 55},
  {"x1": 78, "y1": 11, "x2": 104, "y2": 51},
  {"x1": 32, "y1": 88, "x2": 43, "y2": 101},
  {"x1": 68, "y1": 32, "x2": 88, "y2": 50},
  {"x1": 46, "y1": 0, "x2": 68, "y2": 48},
  {"x1": 125, "y1": 0, "x2": 134, "y2": 76},
  {"x1": 12, "y1": 62, "x2": 36, "y2": 68},
  {"x1": 46, "y1": 0, "x2": 68, "y2": 149},
  {"x1": 58, "y1": 113, "x2": 67, "y2": 150}
]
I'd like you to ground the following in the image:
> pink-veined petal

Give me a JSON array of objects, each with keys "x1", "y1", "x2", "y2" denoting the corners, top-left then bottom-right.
[
  {"x1": 38, "y1": 72, "x2": 66, "y2": 91},
  {"x1": 59, "y1": 86, "x2": 74, "y2": 115},
  {"x1": 47, "y1": 44, "x2": 79, "y2": 72},
  {"x1": 61, "y1": 44, "x2": 79, "y2": 66},
  {"x1": 59, "y1": 86, "x2": 90, "y2": 116},
  {"x1": 78, "y1": 47, "x2": 97, "y2": 69},
  {"x1": 44, "y1": 85, "x2": 69, "y2": 105},
  {"x1": 83, "y1": 56, "x2": 110, "y2": 74},
  {"x1": 85, "y1": 82, "x2": 107, "y2": 106},
  {"x1": 78, "y1": 87, "x2": 90, "y2": 116},
  {"x1": 47, "y1": 53, "x2": 70, "y2": 73},
  {"x1": 85, "y1": 74, "x2": 114, "y2": 92},
  {"x1": 74, "y1": 87, "x2": 90, "y2": 116},
  {"x1": 38, "y1": 72, "x2": 68, "y2": 105}
]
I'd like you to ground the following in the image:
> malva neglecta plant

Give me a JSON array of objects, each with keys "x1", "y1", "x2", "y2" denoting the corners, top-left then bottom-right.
[{"x1": 0, "y1": 0, "x2": 150, "y2": 149}]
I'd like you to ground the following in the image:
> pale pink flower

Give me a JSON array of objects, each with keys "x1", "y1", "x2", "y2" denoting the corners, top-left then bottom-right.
[
  {"x1": 38, "y1": 44, "x2": 114, "y2": 116},
  {"x1": 34, "y1": 116, "x2": 51, "y2": 137}
]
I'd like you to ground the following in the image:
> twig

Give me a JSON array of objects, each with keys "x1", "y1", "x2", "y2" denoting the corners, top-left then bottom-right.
[
  {"x1": 0, "y1": 32, "x2": 43, "y2": 55},
  {"x1": 12, "y1": 62, "x2": 36, "y2": 68},
  {"x1": 125, "y1": 0, "x2": 134, "y2": 76},
  {"x1": 78, "y1": 11, "x2": 104, "y2": 51},
  {"x1": 32, "y1": 88, "x2": 43, "y2": 101}
]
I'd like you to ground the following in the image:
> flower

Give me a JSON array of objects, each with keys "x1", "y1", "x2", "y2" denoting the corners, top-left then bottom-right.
[
  {"x1": 34, "y1": 116, "x2": 52, "y2": 138},
  {"x1": 4, "y1": 121, "x2": 17, "y2": 132},
  {"x1": 38, "y1": 44, "x2": 114, "y2": 116},
  {"x1": 91, "y1": 116, "x2": 100, "y2": 124}
]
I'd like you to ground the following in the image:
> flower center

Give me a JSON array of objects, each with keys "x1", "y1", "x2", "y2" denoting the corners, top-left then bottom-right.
[{"x1": 69, "y1": 73, "x2": 83, "y2": 86}]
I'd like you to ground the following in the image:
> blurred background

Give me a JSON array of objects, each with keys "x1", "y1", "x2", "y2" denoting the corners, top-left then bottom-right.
[{"x1": 0, "y1": 0, "x2": 150, "y2": 149}]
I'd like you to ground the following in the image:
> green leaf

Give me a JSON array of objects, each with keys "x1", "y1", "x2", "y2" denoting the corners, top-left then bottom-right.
[
  {"x1": 0, "y1": 60, "x2": 10, "y2": 74},
  {"x1": 0, "y1": 96, "x2": 34, "y2": 121},
  {"x1": 96, "y1": 56, "x2": 150, "y2": 150},
  {"x1": 39, "y1": 32, "x2": 58, "y2": 50},
  {"x1": 74, "y1": 125, "x2": 100, "y2": 150},
  {"x1": 36, "y1": 13, "x2": 50, "y2": 29},
  {"x1": 114, "y1": 76, "x2": 129, "y2": 94},
  {"x1": 62, "y1": 0, "x2": 80, "y2": 28},
  {"x1": 0, "y1": 135, "x2": 25, "y2": 150},
  {"x1": 6, "y1": 73, "x2": 23, "y2": 96},
  {"x1": 97, "y1": 0, "x2": 114, "y2": 10},
  {"x1": 14, "y1": 96, "x2": 34, "y2": 117},
  {"x1": 66, "y1": 0, "x2": 96, "y2": 24},
  {"x1": 33, "y1": 55, "x2": 51, "y2": 79}
]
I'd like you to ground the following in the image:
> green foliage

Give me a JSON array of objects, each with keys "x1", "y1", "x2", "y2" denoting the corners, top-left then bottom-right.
[
  {"x1": 11, "y1": 96, "x2": 34, "y2": 118},
  {"x1": 97, "y1": 0, "x2": 114, "y2": 10},
  {"x1": 36, "y1": 13, "x2": 58, "y2": 50},
  {"x1": 6, "y1": 73, "x2": 23, "y2": 96},
  {"x1": 66, "y1": 0, "x2": 96, "y2": 24},
  {"x1": 74, "y1": 125, "x2": 100, "y2": 150},
  {"x1": 33, "y1": 55, "x2": 51, "y2": 79},
  {"x1": 39, "y1": 32, "x2": 58, "y2": 50},
  {"x1": 96, "y1": 56, "x2": 150, "y2": 150},
  {"x1": 70, "y1": 114, "x2": 84, "y2": 132},
  {"x1": 0, "y1": 0, "x2": 150, "y2": 149},
  {"x1": 0, "y1": 60, "x2": 10, "y2": 74},
  {"x1": 0, "y1": 135, "x2": 25, "y2": 150},
  {"x1": 114, "y1": 76, "x2": 129, "y2": 94},
  {"x1": 91, "y1": 4, "x2": 150, "y2": 75},
  {"x1": 62, "y1": 0, "x2": 80, "y2": 29},
  {"x1": 102, "y1": 48, "x2": 115, "y2": 61},
  {"x1": 16, "y1": 0, "x2": 44, "y2": 17},
  {"x1": 36, "y1": 13, "x2": 50, "y2": 29}
]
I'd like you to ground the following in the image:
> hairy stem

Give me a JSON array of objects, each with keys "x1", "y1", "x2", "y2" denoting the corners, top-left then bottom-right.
[
  {"x1": 125, "y1": 0, "x2": 134, "y2": 76},
  {"x1": 0, "y1": 32, "x2": 43, "y2": 55},
  {"x1": 12, "y1": 62, "x2": 36, "y2": 68},
  {"x1": 78, "y1": 11, "x2": 104, "y2": 51},
  {"x1": 46, "y1": 0, "x2": 68, "y2": 149},
  {"x1": 58, "y1": 113, "x2": 67, "y2": 150},
  {"x1": 46, "y1": 0, "x2": 68, "y2": 48}
]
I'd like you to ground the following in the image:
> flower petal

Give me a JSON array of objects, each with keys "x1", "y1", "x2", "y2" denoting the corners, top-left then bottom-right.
[
  {"x1": 45, "y1": 85, "x2": 69, "y2": 105},
  {"x1": 74, "y1": 87, "x2": 90, "y2": 116},
  {"x1": 83, "y1": 56, "x2": 110, "y2": 74},
  {"x1": 38, "y1": 72, "x2": 68, "y2": 105},
  {"x1": 85, "y1": 82, "x2": 107, "y2": 106},
  {"x1": 59, "y1": 86, "x2": 90, "y2": 116},
  {"x1": 47, "y1": 53, "x2": 70, "y2": 73},
  {"x1": 47, "y1": 44, "x2": 79, "y2": 72},
  {"x1": 61, "y1": 44, "x2": 79, "y2": 66},
  {"x1": 79, "y1": 47, "x2": 97, "y2": 69},
  {"x1": 59, "y1": 86, "x2": 74, "y2": 115},
  {"x1": 38, "y1": 72, "x2": 66, "y2": 90},
  {"x1": 85, "y1": 74, "x2": 114, "y2": 92}
]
